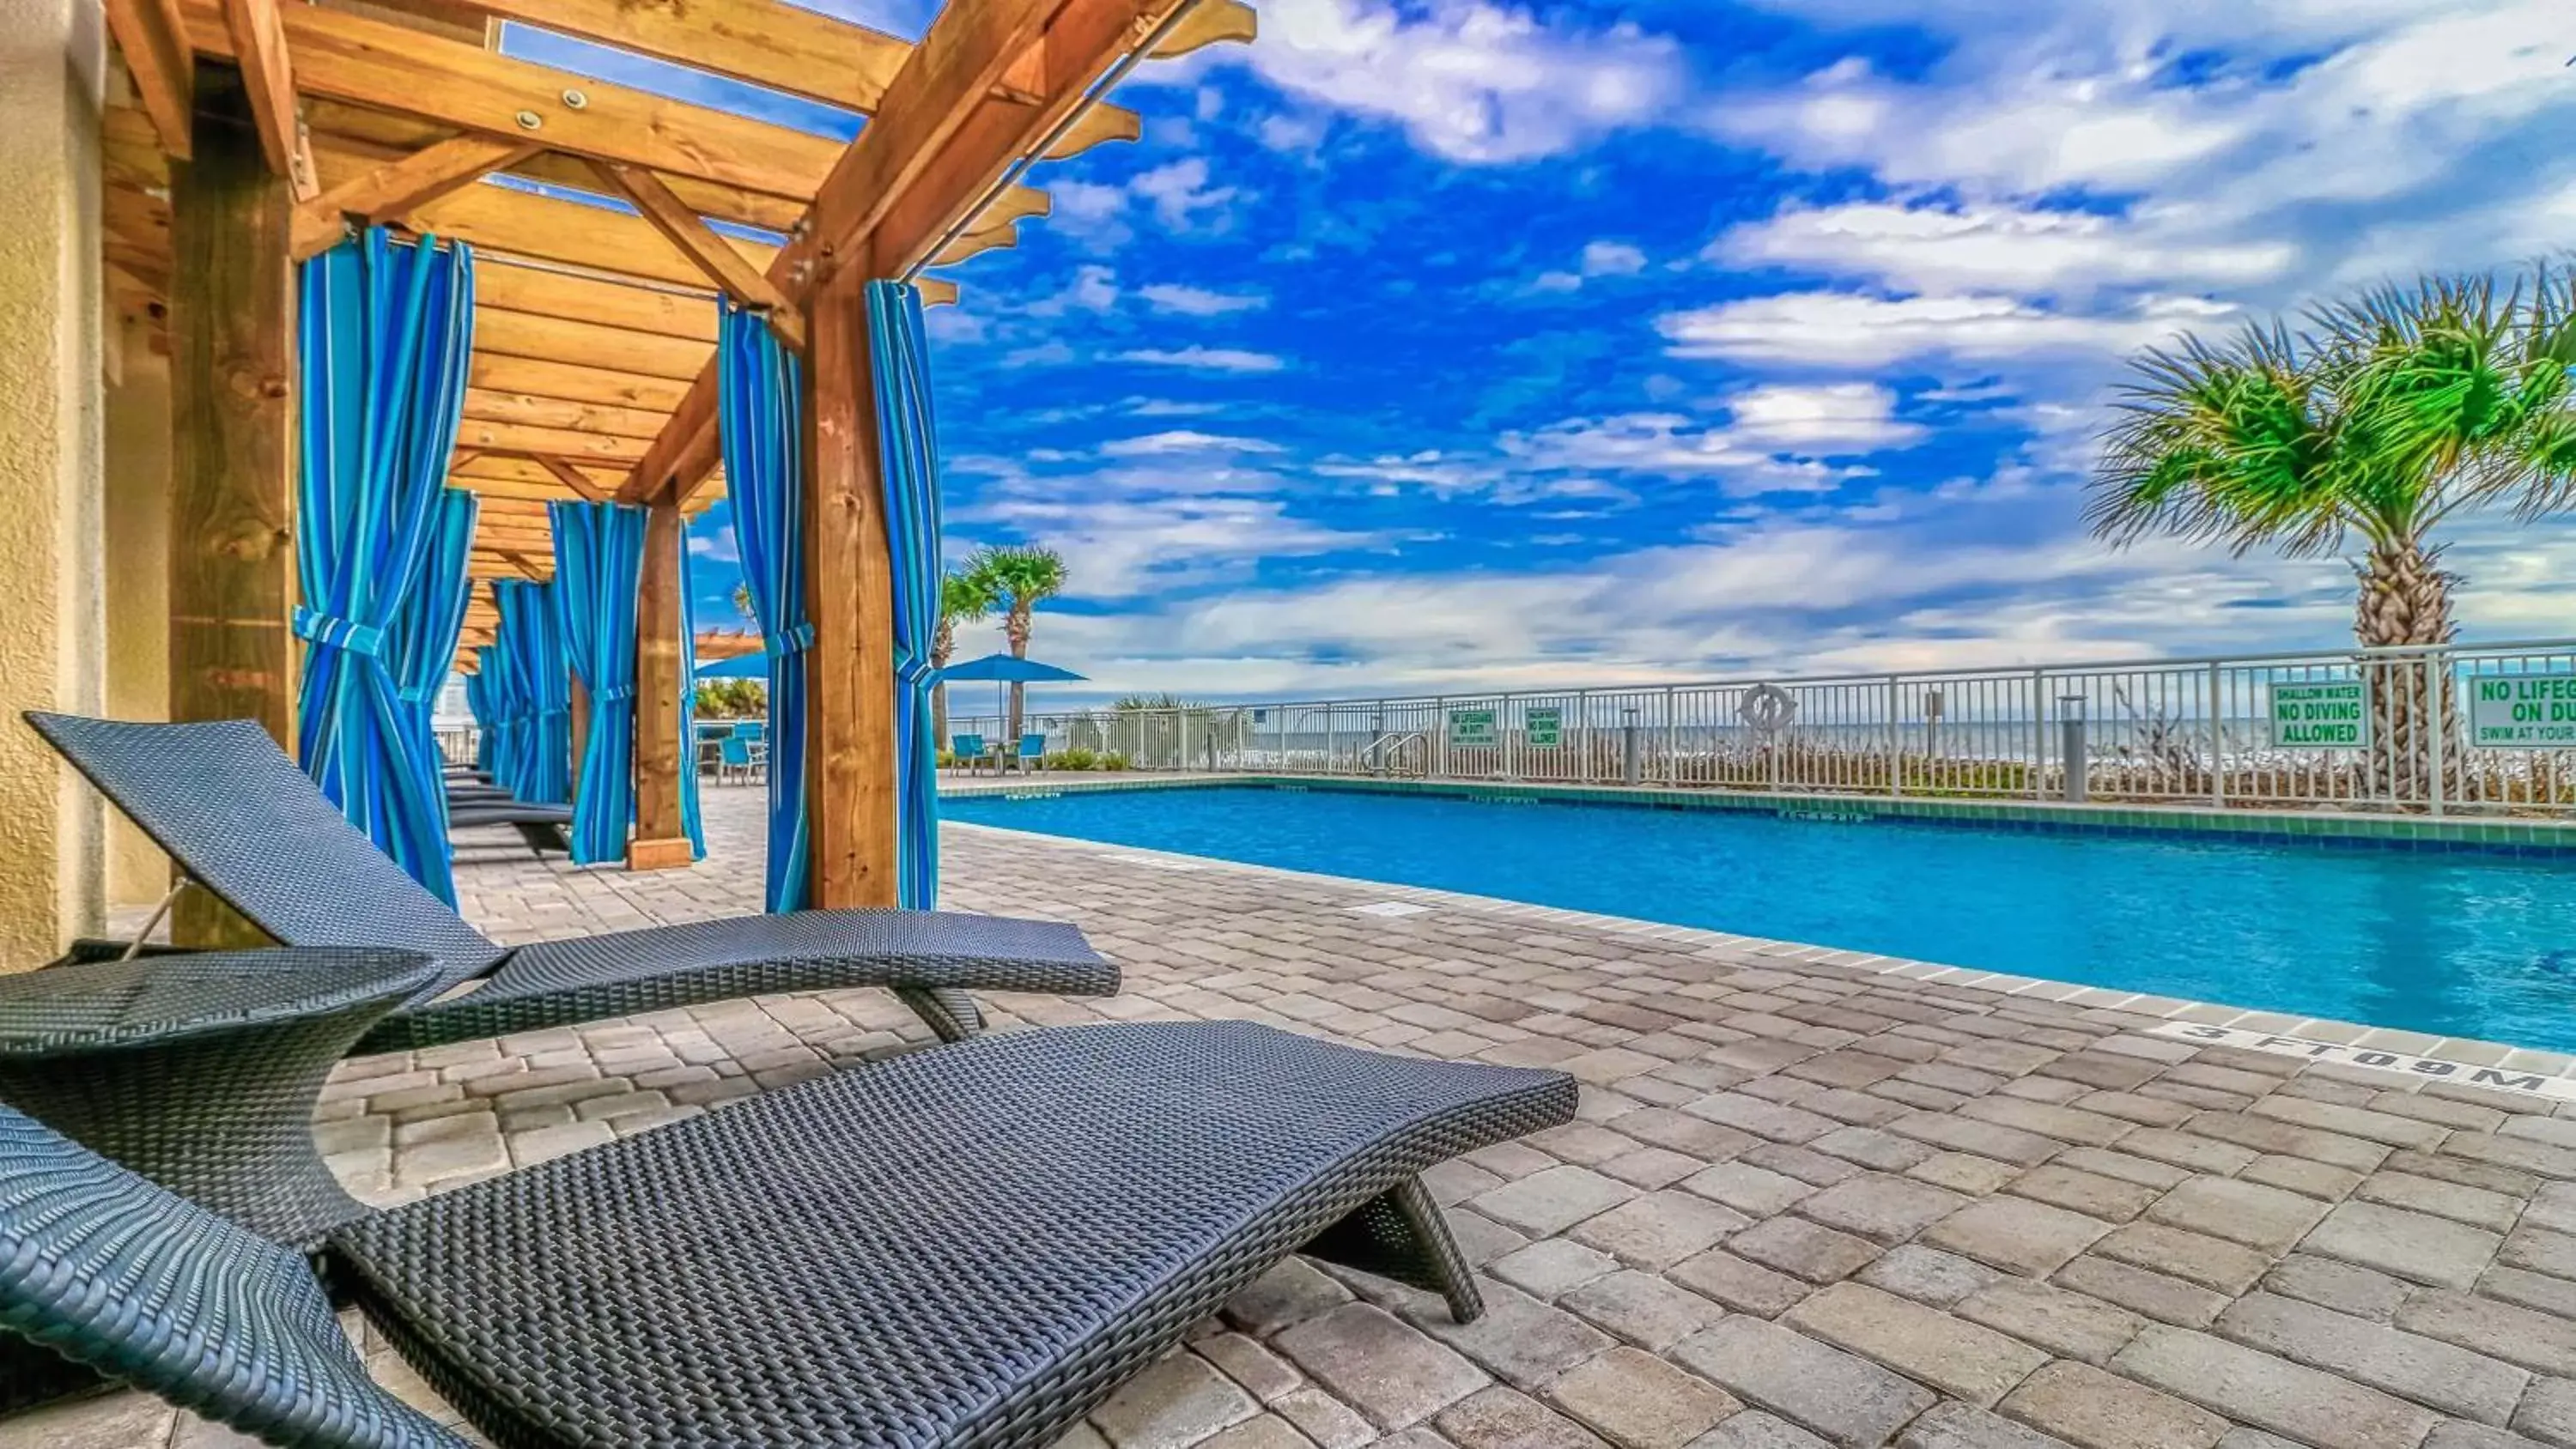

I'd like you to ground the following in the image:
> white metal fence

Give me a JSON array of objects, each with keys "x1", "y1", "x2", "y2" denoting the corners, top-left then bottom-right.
[{"x1": 956, "y1": 639, "x2": 2576, "y2": 818}]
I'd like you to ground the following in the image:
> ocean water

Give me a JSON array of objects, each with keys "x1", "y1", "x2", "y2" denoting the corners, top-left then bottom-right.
[{"x1": 945, "y1": 782, "x2": 2576, "y2": 1053}]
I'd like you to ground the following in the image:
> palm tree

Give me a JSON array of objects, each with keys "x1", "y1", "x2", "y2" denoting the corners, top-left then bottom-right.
[
  {"x1": 932, "y1": 564, "x2": 999, "y2": 749},
  {"x1": 2091, "y1": 265, "x2": 2576, "y2": 799},
  {"x1": 971, "y1": 544, "x2": 1068, "y2": 743}
]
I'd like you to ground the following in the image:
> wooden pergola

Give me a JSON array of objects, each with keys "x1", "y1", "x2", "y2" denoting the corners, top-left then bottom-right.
[{"x1": 99, "y1": 0, "x2": 1250, "y2": 925}]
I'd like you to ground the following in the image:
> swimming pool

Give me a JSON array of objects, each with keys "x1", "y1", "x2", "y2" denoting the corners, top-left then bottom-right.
[{"x1": 945, "y1": 782, "x2": 2576, "y2": 1054}]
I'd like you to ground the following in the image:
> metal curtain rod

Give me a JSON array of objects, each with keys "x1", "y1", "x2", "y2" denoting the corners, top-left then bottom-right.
[{"x1": 898, "y1": 0, "x2": 1215, "y2": 284}]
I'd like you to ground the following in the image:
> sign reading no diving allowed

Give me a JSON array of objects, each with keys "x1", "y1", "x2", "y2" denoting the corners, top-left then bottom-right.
[{"x1": 2269, "y1": 680, "x2": 2368, "y2": 749}]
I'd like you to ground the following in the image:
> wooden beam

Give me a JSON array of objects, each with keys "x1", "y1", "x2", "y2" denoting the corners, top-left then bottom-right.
[
  {"x1": 589, "y1": 161, "x2": 804, "y2": 349},
  {"x1": 217, "y1": 0, "x2": 317, "y2": 200},
  {"x1": 474, "y1": 309, "x2": 714, "y2": 382},
  {"x1": 629, "y1": 497, "x2": 691, "y2": 870},
  {"x1": 477, "y1": 263, "x2": 719, "y2": 343},
  {"x1": 403, "y1": 179, "x2": 779, "y2": 292},
  {"x1": 171, "y1": 66, "x2": 295, "y2": 948},
  {"x1": 622, "y1": 0, "x2": 1193, "y2": 504},
  {"x1": 471, "y1": 354, "x2": 692, "y2": 412},
  {"x1": 106, "y1": 0, "x2": 195, "y2": 158},
  {"x1": 801, "y1": 265, "x2": 899, "y2": 908},
  {"x1": 1152, "y1": 0, "x2": 1256, "y2": 58},
  {"x1": 532, "y1": 455, "x2": 609, "y2": 501},
  {"x1": 453, "y1": 415, "x2": 647, "y2": 463},
  {"x1": 424, "y1": 0, "x2": 1141, "y2": 161},
  {"x1": 291, "y1": 134, "x2": 535, "y2": 260},
  {"x1": 177, "y1": 0, "x2": 846, "y2": 200},
  {"x1": 464, "y1": 388, "x2": 671, "y2": 441}
]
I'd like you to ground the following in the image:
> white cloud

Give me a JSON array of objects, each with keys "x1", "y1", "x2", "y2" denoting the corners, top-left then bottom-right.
[
  {"x1": 1507, "y1": 414, "x2": 1869, "y2": 498},
  {"x1": 1113, "y1": 346, "x2": 1291, "y2": 373},
  {"x1": 1582, "y1": 241, "x2": 1648, "y2": 276},
  {"x1": 962, "y1": 494, "x2": 1378, "y2": 598},
  {"x1": 1137, "y1": 282, "x2": 1270, "y2": 317},
  {"x1": 1722, "y1": 383, "x2": 1927, "y2": 451},
  {"x1": 1713, "y1": 200, "x2": 2297, "y2": 298},
  {"x1": 1024, "y1": 264, "x2": 1121, "y2": 317},
  {"x1": 1099, "y1": 431, "x2": 1286, "y2": 458},
  {"x1": 1657, "y1": 291, "x2": 2233, "y2": 369},
  {"x1": 1128, "y1": 158, "x2": 1243, "y2": 232},
  {"x1": 1242, "y1": 0, "x2": 1685, "y2": 163},
  {"x1": 1003, "y1": 340, "x2": 1078, "y2": 368}
]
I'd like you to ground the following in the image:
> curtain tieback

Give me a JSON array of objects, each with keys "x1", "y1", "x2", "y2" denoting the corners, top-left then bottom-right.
[
  {"x1": 893, "y1": 656, "x2": 938, "y2": 689},
  {"x1": 765, "y1": 623, "x2": 817, "y2": 657},
  {"x1": 293, "y1": 607, "x2": 386, "y2": 658}
]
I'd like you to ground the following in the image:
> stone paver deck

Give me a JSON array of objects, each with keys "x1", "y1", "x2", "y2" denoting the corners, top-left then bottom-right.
[{"x1": 24, "y1": 786, "x2": 2576, "y2": 1449}]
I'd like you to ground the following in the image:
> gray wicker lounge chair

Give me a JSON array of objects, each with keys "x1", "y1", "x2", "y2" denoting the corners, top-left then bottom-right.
[
  {"x1": 25, "y1": 712, "x2": 1115, "y2": 1052},
  {"x1": 0, "y1": 1015, "x2": 1575, "y2": 1446}
]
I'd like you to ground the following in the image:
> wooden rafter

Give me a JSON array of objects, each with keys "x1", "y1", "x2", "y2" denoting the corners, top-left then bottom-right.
[
  {"x1": 105, "y1": 0, "x2": 194, "y2": 158},
  {"x1": 290, "y1": 135, "x2": 537, "y2": 260},
  {"x1": 532, "y1": 455, "x2": 610, "y2": 502},
  {"x1": 588, "y1": 161, "x2": 805, "y2": 349},
  {"x1": 621, "y1": 0, "x2": 1215, "y2": 505},
  {"x1": 217, "y1": 0, "x2": 318, "y2": 200},
  {"x1": 420, "y1": 0, "x2": 1140, "y2": 163},
  {"x1": 176, "y1": 0, "x2": 845, "y2": 201}
]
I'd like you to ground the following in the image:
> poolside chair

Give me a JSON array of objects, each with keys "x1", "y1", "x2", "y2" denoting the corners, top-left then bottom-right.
[
  {"x1": 441, "y1": 778, "x2": 573, "y2": 858},
  {"x1": 24, "y1": 712, "x2": 1117, "y2": 1051},
  {"x1": 1016, "y1": 731, "x2": 1046, "y2": 773},
  {"x1": 951, "y1": 731, "x2": 987, "y2": 775},
  {"x1": 0, "y1": 1016, "x2": 1576, "y2": 1446}
]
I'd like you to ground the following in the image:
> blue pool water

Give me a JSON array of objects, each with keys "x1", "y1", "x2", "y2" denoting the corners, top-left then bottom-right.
[{"x1": 945, "y1": 783, "x2": 2576, "y2": 1053}]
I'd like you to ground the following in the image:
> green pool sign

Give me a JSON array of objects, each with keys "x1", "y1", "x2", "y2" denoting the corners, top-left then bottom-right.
[
  {"x1": 2269, "y1": 681, "x2": 2369, "y2": 749},
  {"x1": 1448, "y1": 708, "x2": 1497, "y2": 747},
  {"x1": 1525, "y1": 707, "x2": 1563, "y2": 748},
  {"x1": 2471, "y1": 673, "x2": 2576, "y2": 749}
]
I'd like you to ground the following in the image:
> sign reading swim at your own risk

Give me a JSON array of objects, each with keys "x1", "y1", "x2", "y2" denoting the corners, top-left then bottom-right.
[
  {"x1": 1448, "y1": 708, "x2": 1497, "y2": 747},
  {"x1": 1525, "y1": 707, "x2": 1562, "y2": 748},
  {"x1": 2269, "y1": 680, "x2": 2368, "y2": 749},
  {"x1": 2470, "y1": 673, "x2": 2576, "y2": 749}
]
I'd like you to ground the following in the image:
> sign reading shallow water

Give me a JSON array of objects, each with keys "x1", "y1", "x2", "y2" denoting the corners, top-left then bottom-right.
[
  {"x1": 2147, "y1": 1022, "x2": 2576, "y2": 1101},
  {"x1": 2470, "y1": 673, "x2": 2576, "y2": 749},
  {"x1": 2269, "y1": 680, "x2": 2369, "y2": 749},
  {"x1": 1448, "y1": 708, "x2": 1497, "y2": 747},
  {"x1": 1524, "y1": 707, "x2": 1563, "y2": 749}
]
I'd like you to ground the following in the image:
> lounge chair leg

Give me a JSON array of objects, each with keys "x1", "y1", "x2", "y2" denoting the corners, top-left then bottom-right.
[
  {"x1": 892, "y1": 985, "x2": 985, "y2": 1042},
  {"x1": 1303, "y1": 1175, "x2": 1485, "y2": 1323}
]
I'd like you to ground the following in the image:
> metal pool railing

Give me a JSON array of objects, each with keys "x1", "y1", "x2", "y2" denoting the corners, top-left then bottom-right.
[{"x1": 957, "y1": 639, "x2": 2576, "y2": 819}]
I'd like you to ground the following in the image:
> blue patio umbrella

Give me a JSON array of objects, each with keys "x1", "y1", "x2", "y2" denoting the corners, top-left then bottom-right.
[
  {"x1": 695, "y1": 653, "x2": 769, "y2": 680},
  {"x1": 936, "y1": 653, "x2": 1086, "y2": 739}
]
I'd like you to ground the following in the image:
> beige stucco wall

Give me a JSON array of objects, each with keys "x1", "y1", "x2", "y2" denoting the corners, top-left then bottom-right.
[
  {"x1": 0, "y1": 0, "x2": 109, "y2": 963},
  {"x1": 104, "y1": 313, "x2": 171, "y2": 906}
]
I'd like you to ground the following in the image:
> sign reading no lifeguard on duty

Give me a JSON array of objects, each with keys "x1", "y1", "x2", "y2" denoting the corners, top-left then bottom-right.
[{"x1": 2470, "y1": 672, "x2": 2576, "y2": 749}]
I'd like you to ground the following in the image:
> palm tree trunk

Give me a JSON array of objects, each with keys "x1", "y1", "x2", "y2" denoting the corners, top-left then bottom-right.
[
  {"x1": 2355, "y1": 539, "x2": 2460, "y2": 807},
  {"x1": 1005, "y1": 608, "x2": 1031, "y2": 749},
  {"x1": 931, "y1": 619, "x2": 954, "y2": 755}
]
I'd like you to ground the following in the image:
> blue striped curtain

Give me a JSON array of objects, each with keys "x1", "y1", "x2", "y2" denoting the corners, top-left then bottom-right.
[
  {"x1": 551, "y1": 501, "x2": 647, "y2": 864},
  {"x1": 292, "y1": 228, "x2": 474, "y2": 892},
  {"x1": 677, "y1": 524, "x2": 708, "y2": 858},
  {"x1": 717, "y1": 302, "x2": 812, "y2": 912},
  {"x1": 867, "y1": 282, "x2": 945, "y2": 911},
  {"x1": 384, "y1": 490, "x2": 479, "y2": 901},
  {"x1": 493, "y1": 579, "x2": 572, "y2": 804}
]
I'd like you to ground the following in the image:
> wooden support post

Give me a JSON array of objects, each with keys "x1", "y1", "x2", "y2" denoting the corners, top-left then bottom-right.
[
  {"x1": 628, "y1": 497, "x2": 692, "y2": 870},
  {"x1": 169, "y1": 66, "x2": 297, "y2": 948},
  {"x1": 801, "y1": 267, "x2": 898, "y2": 908}
]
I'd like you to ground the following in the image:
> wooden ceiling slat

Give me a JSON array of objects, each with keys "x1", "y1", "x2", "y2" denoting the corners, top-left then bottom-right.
[
  {"x1": 176, "y1": 0, "x2": 846, "y2": 200},
  {"x1": 476, "y1": 264, "x2": 718, "y2": 343},
  {"x1": 398, "y1": 180, "x2": 763, "y2": 292},
  {"x1": 474, "y1": 308, "x2": 714, "y2": 381},
  {"x1": 105, "y1": 0, "x2": 193, "y2": 158},
  {"x1": 462, "y1": 388, "x2": 670, "y2": 440},
  {"x1": 469, "y1": 355, "x2": 692, "y2": 412},
  {"x1": 453, "y1": 415, "x2": 648, "y2": 462},
  {"x1": 291, "y1": 135, "x2": 538, "y2": 259}
]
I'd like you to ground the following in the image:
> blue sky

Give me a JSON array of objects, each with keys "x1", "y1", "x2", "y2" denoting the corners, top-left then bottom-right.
[{"x1": 632, "y1": 0, "x2": 2576, "y2": 702}]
